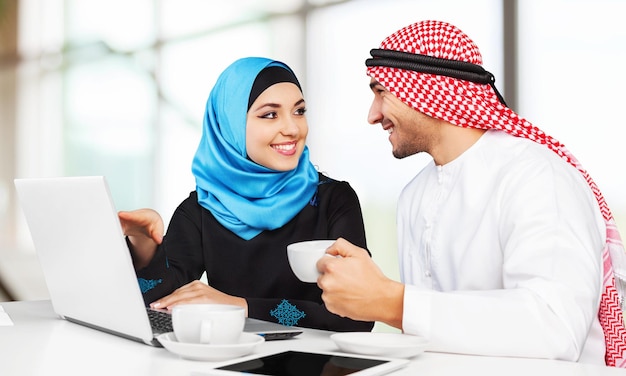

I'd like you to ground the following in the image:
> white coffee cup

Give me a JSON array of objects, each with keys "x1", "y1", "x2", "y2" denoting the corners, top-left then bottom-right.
[
  {"x1": 287, "y1": 239, "x2": 336, "y2": 283},
  {"x1": 171, "y1": 303, "x2": 245, "y2": 345}
]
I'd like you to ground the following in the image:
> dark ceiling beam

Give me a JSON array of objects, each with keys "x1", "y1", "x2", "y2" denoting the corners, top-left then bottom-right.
[{"x1": 502, "y1": 0, "x2": 518, "y2": 112}]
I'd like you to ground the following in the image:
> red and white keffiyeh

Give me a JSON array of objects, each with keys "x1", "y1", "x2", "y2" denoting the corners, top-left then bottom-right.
[{"x1": 366, "y1": 19, "x2": 626, "y2": 367}]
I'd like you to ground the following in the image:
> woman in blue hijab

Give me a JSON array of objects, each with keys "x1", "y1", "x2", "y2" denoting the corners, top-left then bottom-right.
[{"x1": 120, "y1": 57, "x2": 373, "y2": 332}]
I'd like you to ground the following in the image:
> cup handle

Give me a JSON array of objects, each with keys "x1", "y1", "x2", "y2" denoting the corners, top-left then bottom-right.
[{"x1": 200, "y1": 320, "x2": 212, "y2": 344}]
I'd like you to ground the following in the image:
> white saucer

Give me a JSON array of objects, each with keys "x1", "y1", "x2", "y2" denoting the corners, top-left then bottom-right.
[
  {"x1": 157, "y1": 332, "x2": 265, "y2": 361},
  {"x1": 331, "y1": 332, "x2": 428, "y2": 358}
]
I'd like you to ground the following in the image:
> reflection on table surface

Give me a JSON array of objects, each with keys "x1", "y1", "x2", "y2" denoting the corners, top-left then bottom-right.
[{"x1": 1, "y1": 300, "x2": 624, "y2": 376}]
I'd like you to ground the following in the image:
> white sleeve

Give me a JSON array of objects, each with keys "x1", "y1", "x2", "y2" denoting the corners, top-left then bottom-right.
[{"x1": 402, "y1": 283, "x2": 600, "y2": 360}]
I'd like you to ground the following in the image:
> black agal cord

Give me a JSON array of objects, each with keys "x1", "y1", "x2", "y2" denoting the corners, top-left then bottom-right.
[{"x1": 366, "y1": 48, "x2": 507, "y2": 106}]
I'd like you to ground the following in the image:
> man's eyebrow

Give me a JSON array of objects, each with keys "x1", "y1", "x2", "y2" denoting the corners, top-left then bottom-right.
[{"x1": 369, "y1": 82, "x2": 382, "y2": 90}]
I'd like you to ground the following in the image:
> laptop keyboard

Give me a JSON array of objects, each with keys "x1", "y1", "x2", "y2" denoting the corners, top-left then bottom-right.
[{"x1": 147, "y1": 308, "x2": 173, "y2": 334}]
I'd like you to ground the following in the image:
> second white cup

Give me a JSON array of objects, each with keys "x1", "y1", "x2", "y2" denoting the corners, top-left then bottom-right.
[
  {"x1": 171, "y1": 303, "x2": 245, "y2": 345},
  {"x1": 287, "y1": 239, "x2": 336, "y2": 283}
]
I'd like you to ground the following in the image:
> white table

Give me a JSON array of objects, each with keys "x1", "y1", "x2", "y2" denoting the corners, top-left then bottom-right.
[{"x1": 1, "y1": 300, "x2": 624, "y2": 376}]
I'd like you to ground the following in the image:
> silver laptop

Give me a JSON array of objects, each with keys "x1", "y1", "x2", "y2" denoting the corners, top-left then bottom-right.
[{"x1": 14, "y1": 176, "x2": 302, "y2": 347}]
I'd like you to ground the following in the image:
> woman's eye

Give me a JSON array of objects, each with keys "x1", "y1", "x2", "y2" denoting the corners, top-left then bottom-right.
[
  {"x1": 260, "y1": 112, "x2": 278, "y2": 119},
  {"x1": 295, "y1": 107, "x2": 307, "y2": 116}
]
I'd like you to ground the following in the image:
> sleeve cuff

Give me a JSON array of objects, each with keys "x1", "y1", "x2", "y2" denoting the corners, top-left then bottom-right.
[{"x1": 402, "y1": 284, "x2": 432, "y2": 339}]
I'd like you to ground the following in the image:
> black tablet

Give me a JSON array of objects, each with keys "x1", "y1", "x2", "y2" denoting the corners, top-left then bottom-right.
[{"x1": 204, "y1": 350, "x2": 409, "y2": 376}]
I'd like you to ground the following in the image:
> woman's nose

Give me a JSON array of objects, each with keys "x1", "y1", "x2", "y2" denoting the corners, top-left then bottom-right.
[{"x1": 281, "y1": 116, "x2": 300, "y2": 135}]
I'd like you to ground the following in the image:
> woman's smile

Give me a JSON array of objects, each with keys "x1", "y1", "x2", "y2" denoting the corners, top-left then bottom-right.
[{"x1": 272, "y1": 141, "x2": 298, "y2": 156}]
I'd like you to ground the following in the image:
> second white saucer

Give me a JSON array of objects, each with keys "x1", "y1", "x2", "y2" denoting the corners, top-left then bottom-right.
[
  {"x1": 157, "y1": 332, "x2": 265, "y2": 361},
  {"x1": 331, "y1": 332, "x2": 428, "y2": 358}
]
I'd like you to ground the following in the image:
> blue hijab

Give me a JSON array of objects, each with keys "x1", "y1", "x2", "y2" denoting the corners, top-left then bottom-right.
[{"x1": 191, "y1": 57, "x2": 319, "y2": 240}]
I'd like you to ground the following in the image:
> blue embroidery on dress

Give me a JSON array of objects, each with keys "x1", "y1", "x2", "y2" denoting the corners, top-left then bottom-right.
[
  {"x1": 310, "y1": 178, "x2": 335, "y2": 207},
  {"x1": 309, "y1": 192, "x2": 319, "y2": 206},
  {"x1": 270, "y1": 299, "x2": 306, "y2": 326},
  {"x1": 138, "y1": 278, "x2": 162, "y2": 293}
]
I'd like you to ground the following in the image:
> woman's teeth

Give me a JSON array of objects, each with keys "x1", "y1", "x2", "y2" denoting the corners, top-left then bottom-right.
[{"x1": 273, "y1": 143, "x2": 295, "y2": 151}]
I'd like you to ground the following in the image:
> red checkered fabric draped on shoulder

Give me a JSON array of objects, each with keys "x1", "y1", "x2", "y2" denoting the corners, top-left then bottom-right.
[{"x1": 366, "y1": 19, "x2": 626, "y2": 367}]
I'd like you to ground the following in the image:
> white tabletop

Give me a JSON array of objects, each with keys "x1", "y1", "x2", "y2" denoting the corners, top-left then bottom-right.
[{"x1": 0, "y1": 300, "x2": 624, "y2": 376}]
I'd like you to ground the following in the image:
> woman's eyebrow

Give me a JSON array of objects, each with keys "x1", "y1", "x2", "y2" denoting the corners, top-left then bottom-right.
[
  {"x1": 251, "y1": 102, "x2": 280, "y2": 112},
  {"x1": 252, "y1": 98, "x2": 305, "y2": 112}
]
